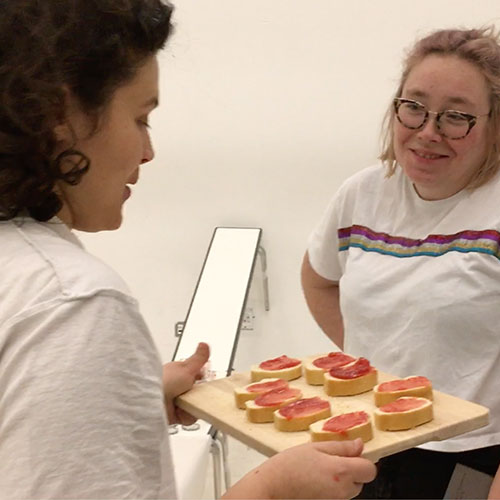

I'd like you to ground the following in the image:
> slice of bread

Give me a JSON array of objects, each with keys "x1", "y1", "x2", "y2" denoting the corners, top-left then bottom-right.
[
  {"x1": 245, "y1": 388, "x2": 302, "y2": 423},
  {"x1": 250, "y1": 355, "x2": 302, "y2": 382},
  {"x1": 234, "y1": 378, "x2": 289, "y2": 409},
  {"x1": 324, "y1": 358, "x2": 378, "y2": 396},
  {"x1": 374, "y1": 396, "x2": 433, "y2": 431},
  {"x1": 374, "y1": 376, "x2": 433, "y2": 407},
  {"x1": 310, "y1": 411, "x2": 373, "y2": 442},
  {"x1": 303, "y1": 352, "x2": 356, "y2": 385},
  {"x1": 303, "y1": 362, "x2": 326, "y2": 386},
  {"x1": 273, "y1": 397, "x2": 331, "y2": 432}
]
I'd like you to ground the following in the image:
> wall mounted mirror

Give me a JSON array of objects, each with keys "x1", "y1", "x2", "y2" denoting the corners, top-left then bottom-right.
[{"x1": 172, "y1": 227, "x2": 263, "y2": 378}]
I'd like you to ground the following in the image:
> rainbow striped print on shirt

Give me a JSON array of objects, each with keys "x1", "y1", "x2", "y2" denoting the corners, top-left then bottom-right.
[{"x1": 338, "y1": 225, "x2": 500, "y2": 259}]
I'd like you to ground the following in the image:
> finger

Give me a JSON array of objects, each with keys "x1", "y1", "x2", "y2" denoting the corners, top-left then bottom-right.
[
  {"x1": 332, "y1": 463, "x2": 367, "y2": 500},
  {"x1": 313, "y1": 438, "x2": 364, "y2": 457},
  {"x1": 184, "y1": 342, "x2": 210, "y2": 375},
  {"x1": 347, "y1": 482, "x2": 364, "y2": 499},
  {"x1": 344, "y1": 457, "x2": 378, "y2": 484},
  {"x1": 175, "y1": 407, "x2": 197, "y2": 426}
]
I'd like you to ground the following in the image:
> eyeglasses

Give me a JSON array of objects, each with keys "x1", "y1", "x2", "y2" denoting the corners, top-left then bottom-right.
[{"x1": 393, "y1": 97, "x2": 490, "y2": 139}]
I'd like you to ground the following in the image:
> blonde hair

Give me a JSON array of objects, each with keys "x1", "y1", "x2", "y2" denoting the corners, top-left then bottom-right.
[{"x1": 380, "y1": 26, "x2": 500, "y2": 189}]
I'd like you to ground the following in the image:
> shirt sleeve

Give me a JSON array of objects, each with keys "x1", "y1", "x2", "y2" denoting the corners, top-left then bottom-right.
[
  {"x1": 307, "y1": 187, "x2": 346, "y2": 281},
  {"x1": 0, "y1": 292, "x2": 175, "y2": 499}
]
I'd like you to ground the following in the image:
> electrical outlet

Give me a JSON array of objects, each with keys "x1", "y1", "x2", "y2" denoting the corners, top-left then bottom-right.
[
  {"x1": 241, "y1": 307, "x2": 255, "y2": 331},
  {"x1": 174, "y1": 321, "x2": 185, "y2": 337}
]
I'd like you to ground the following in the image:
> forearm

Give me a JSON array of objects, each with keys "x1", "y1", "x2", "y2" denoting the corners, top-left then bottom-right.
[
  {"x1": 488, "y1": 466, "x2": 500, "y2": 499},
  {"x1": 304, "y1": 282, "x2": 344, "y2": 348},
  {"x1": 222, "y1": 440, "x2": 376, "y2": 500},
  {"x1": 301, "y1": 253, "x2": 344, "y2": 349},
  {"x1": 221, "y1": 466, "x2": 271, "y2": 500}
]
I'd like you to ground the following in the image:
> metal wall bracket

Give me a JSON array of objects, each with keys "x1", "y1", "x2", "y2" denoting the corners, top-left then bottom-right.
[{"x1": 257, "y1": 245, "x2": 270, "y2": 311}]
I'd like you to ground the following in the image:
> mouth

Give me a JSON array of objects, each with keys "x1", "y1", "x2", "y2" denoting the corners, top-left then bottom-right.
[
  {"x1": 123, "y1": 184, "x2": 132, "y2": 201},
  {"x1": 124, "y1": 169, "x2": 140, "y2": 201},
  {"x1": 410, "y1": 149, "x2": 449, "y2": 160}
]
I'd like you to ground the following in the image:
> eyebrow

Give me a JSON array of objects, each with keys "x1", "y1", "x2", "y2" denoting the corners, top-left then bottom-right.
[{"x1": 404, "y1": 89, "x2": 473, "y2": 107}]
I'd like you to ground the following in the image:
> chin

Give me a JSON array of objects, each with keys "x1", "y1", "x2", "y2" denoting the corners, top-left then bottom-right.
[
  {"x1": 101, "y1": 218, "x2": 123, "y2": 232},
  {"x1": 403, "y1": 164, "x2": 435, "y2": 184},
  {"x1": 74, "y1": 215, "x2": 123, "y2": 233}
]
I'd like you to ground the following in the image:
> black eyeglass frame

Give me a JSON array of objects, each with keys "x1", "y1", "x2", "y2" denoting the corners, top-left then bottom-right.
[{"x1": 393, "y1": 97, "x2": 490, "y2": 140}]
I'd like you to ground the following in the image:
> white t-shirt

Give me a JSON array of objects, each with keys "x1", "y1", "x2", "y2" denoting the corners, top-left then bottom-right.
[
  {"x1": 0, "y1": 217, "x2": 176, "y2": 499},
  {"x1": 308, "y1": 163, "x2": 500, "y2": 452}
]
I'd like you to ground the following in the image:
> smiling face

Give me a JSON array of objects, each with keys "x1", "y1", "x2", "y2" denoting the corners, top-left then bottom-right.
[
  {"x1": 55, "y1": 56, "x2": 159, "y2": 232},
  {"x1": 393, "y1": 54, "x2": 491, "y2": 200}
]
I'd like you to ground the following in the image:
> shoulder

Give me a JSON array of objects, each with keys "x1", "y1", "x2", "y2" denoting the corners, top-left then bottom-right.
[
  {"x1": 338, "y1": 163, "x2": 395, "y2": 197},
  {"x1": 325, "y1": 163, "x2": 396, "y2": 215},
  {"x1": 0, "y1": 218, "x2": 136, "y2": 328},
  {"x1": 6, "y1": 218, "x2": 132, "y2": 299}
]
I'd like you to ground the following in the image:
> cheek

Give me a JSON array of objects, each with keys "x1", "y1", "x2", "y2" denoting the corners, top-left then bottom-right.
[
  {"x1": 393, "y1": 124, "x2": 411, "y2": 159},
  {"x1": 110, "y1": 131, "x2": 141, "y2": 168},
  {"x1": 453, "y1": 132, "x2": 488, "y2": 165},
  {"x1": 124, "y1": 129, "x2": 147, "y2": 161},
  {"x1": 395, "y1": 121, "x2": 414, "y2": 142}
]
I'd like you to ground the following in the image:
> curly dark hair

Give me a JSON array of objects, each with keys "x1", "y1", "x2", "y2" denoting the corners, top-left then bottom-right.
[{"x1": 0, "y1": 0, "x2": 173, "y2": 221}]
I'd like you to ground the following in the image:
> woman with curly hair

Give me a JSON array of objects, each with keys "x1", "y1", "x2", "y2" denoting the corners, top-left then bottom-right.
[{"x1": 0, "y1": 1, "x2": 376, "y2": 498}]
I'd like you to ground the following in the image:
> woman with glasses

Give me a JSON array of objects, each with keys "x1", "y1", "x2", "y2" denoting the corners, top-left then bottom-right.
[{"x1": 302, "y1": 27, "x2": 500, "y2": 499}]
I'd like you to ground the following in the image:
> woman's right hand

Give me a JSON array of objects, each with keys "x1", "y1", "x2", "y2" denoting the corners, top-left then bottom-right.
[{"x1": 223, "y1": 438, "x2": 376, "y2": 499}]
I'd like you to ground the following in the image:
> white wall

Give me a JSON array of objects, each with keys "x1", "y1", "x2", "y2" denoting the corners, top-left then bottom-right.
[{"x1": 79, "y1": 1, "x2": 500, "y2": 370}]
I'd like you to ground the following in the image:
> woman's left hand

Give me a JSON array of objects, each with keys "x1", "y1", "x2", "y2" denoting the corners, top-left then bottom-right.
[{"x1": 162, "y1": 342, "x2": 210, "y2": 425}]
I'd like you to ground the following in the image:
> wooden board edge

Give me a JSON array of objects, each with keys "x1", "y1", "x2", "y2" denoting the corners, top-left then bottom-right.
[
  {"x1": 362, "y1": 410, "x2": 490, "y2": 462},
  {"x1": 176, "y1": 397, "x2": 277, "y2": 457}
]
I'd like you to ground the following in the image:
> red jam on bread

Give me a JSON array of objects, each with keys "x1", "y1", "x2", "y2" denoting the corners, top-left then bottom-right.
[
  {"x1": 312, "y1": 352, "x2": 356, "y2": 370},
  {"x1": 278, "y1": 397, "x2": 330, "y2": 420},
  {"x1": 246, "y1": 378, "x2": 288, "y2": 393},
  {"x1": 328, "y1": 357, "x2": 374, "y2": 379},
  {"x1": 377, "y1": 376, "x2": 431, "y2": 393},
  {"x1": 274, "y1": 397, "x2": 332, "y2": 431},
  {"x1": 374, "y1": 396, "x2": 433, "y2": 431},
  {"x1": 234, "y1": 377, "x2": 291, "y2": 409},
  {"x1": 324, "y1": 357, "x2": 378, "y2": 396},
  {"x1": 254, "y1": 387, "x2": 302, "y2": 407},
  {"x1": 323, "y1": 411, "x2": 370, "y2": 433},
  {"x1": 310, "y1": 410, "x2": 373, "y2": 442},
  {"x1": 379, "y1": 397, "x2": 428, "y2": 413},
  {"x1": 374, "y1": 375, "x2": 433, "y2": 406},
  {"x1": 259, "y1": 355, "x2": 301, "y2": 371}
]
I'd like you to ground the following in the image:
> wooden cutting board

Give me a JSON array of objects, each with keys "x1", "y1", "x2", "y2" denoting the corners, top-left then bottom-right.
[{"x1": 176, "y1": 366, "x2": 489, "y2": 462}]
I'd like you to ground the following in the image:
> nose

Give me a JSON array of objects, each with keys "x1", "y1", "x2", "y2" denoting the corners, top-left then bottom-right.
[
  {"x1": 416, "y1": 113, "x2": 443, "y2": 143},
  {"x1": 141, "y1": 133, "x2": 155, "y2": 164}
]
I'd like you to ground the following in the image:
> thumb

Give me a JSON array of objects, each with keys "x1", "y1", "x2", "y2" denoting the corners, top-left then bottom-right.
[
  {"x1": 185, "y1": 342, "x2": 210, "y2": 373},
  {"x1": 313, "y1": 438, "x2": 364, "y2": 457}
]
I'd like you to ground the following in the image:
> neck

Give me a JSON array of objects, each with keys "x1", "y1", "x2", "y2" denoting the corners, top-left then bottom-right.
[{"x1": 412, "y1": 182, "x2": 465, "y2": 200}]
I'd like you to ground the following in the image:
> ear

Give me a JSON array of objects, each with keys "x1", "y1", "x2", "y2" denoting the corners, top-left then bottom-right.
[
  {"x1": 52, "y1": 86, "x2": 85, "y2": 145},
  {"x1": 53, "y1": 121, "x2": 73, "y2": 144}
]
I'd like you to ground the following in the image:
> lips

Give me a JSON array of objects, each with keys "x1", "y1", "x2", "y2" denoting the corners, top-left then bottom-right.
[
  {"x1": 411, "y1": 148, "x2": 449, "y2": 160},
  {"x1": 123, "y1": 185, "x2": 132, "y2": 201},
  {"x1": 124, "y1": 170, "x2": 139, "y2": 201},
  {"x1": 127, "y1": 169, "x2": 140, "y2": 185}
]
